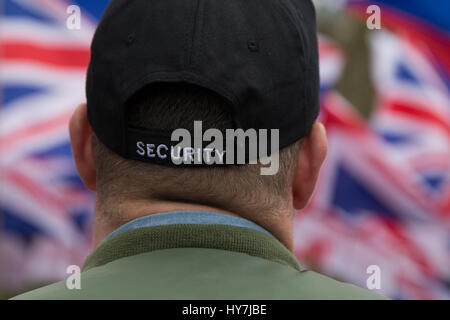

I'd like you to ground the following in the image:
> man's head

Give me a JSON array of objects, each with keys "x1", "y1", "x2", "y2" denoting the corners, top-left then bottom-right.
[
  {"x1": 69, "y1": 83, "x2": 327, "y2": 241},
  {"x1": 92, "y1": 83, "x2": 303, "y2": 216},
  {"x1": 70, "y1": 0, "x2": 326, "y2": 248}
]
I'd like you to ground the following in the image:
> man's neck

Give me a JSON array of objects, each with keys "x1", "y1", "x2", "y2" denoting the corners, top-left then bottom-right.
[{"x1": 93, "y1": 199, "x2": 294, "y2": 251}]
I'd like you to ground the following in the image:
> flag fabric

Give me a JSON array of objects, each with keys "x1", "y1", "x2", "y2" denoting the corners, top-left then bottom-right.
[
  {"x1": 348, "y1": 0, "x2": 450, "y2": 84},
  {"x1": 294, "y1": 91, "x2": 450, "y2": 299},
  {"x1": 369, "y1": 30, "x2": 450, "y2": 224},
  {"x1": 0, "y1": 0, "x2": 105, "y2": 293},
  {"x1": 293, "y1": 4, "x2": 450, "y2": 298},
  {"x1": 318, "y1": 35, "x2": 345, "y2": 93}
]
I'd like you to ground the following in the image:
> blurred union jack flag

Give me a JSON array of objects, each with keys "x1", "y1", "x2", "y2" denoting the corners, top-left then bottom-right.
[
  {"x1": 294, "y1": 1, "x2": 450, "y2": 299},
  {"x1": 294, "y1": 91, "x2": 450, "y2": 300},
  {"x1": 0, "y1": 0, "x2": 105, "y2": 292}
]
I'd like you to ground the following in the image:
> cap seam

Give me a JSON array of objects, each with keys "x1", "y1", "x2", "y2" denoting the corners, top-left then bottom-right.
[
  {"x1": 272, "y1": 0, "x2": 308, "y2": 69},
  {"x1": 187, "y1": 0, "x2": 201, "y2": 67},
  {"x1": 190, "y1": 0, "x2": 207, "y2": 69},
  {"x1": 182, "y1": 0, "x2": 197, "y2": 69}
]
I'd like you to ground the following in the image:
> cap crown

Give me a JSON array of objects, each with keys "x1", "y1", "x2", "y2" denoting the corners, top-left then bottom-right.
[{"x1": 87, "y1": 0, "x2": 319, "y2": 160}]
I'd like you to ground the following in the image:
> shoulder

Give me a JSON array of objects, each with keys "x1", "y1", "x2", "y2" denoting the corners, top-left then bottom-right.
[
  {"x1": 12, "y1": 248, "x2": 387, "y2": 300},
  {"x1": 289, "y1": 270, "x2": 387, "y2": 300}
]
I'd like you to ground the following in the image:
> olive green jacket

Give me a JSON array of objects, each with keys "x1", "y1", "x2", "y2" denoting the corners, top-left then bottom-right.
[{"x1": 12, "y1": 224, "x2": 386, "y2": 299}]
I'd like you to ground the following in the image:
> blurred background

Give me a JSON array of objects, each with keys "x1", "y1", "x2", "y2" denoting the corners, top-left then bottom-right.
[{"x1": 0, "y1": 0, "x2": 449, "y2": 299}]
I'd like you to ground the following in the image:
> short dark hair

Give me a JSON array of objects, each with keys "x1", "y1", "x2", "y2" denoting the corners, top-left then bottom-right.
[{"x1": 91, "y1": 83, "x2": 301, "y2": 218}]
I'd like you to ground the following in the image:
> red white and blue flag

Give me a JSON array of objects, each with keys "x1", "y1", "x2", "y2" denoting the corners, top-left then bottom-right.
[
  {"x1": 294, "y1": 91, "x2": 450, "y2": 299},
  {"x1": 294, "y1": 1, "x2": 450, "y2": 299},
  {"x1": 0, "y1": 0, "x2": 101, "y2": 292}
]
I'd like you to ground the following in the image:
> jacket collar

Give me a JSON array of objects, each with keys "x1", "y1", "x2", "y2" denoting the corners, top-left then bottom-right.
[{"x1": 83, "y1": 224, "x2": 302, "y2": 272}]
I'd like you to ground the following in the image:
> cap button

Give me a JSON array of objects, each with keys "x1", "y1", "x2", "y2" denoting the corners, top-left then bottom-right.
[
  {"x1": 126, "y1": 33, "x2": 135, "y2": 46},
  {"x1": 247, "y1": 39, "x2": 259, "y2": 52}
]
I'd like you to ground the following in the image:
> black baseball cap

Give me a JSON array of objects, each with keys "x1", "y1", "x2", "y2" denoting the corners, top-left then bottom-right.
[{"x1": 86, "y1": 0, "x2": 319, "y2": 166}]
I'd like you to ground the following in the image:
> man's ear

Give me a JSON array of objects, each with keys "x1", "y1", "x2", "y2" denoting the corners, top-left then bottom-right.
[
  {"x1": 292, "y1": 122, "x2": 327, "y2": 210},
  {"x1": 69, "y1": 103, "x2": 96, "y2": 191}
]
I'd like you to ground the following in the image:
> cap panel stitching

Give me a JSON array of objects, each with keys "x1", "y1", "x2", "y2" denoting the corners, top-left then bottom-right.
[{"x1": 271, "y1": 0, "x2": 308, "y2": 70}]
